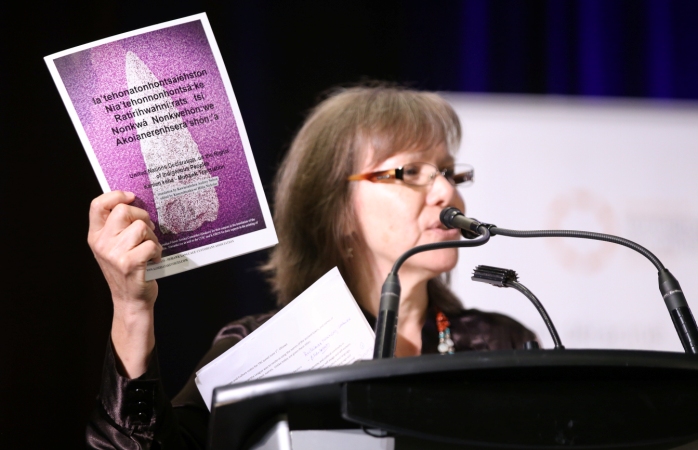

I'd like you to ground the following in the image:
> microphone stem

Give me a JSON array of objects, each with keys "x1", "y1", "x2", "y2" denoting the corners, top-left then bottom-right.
[
  {"x1": 391, "y1": 226, "x2": 491, "y2": 275},
  {"x1": 489, "y1": 227, "x2": 665, "y2": 271},
  {"x1": 489, "y1": 226, "x2": 697, "y2": 355},
  {"x1": 373, "y1": 227, "x2": 491, "y2": 359},
  {"x1": 506, "y1": 280, "x2": 564, "y2": 350}
]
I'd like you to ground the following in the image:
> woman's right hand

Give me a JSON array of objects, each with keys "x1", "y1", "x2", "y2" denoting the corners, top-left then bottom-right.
[{"x1": 88, "y1": 191, "x2": 163, "y2": 378}]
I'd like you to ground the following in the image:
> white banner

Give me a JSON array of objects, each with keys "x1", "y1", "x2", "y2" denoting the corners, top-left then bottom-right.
[{"x1": 444, "y1": 94, "x2": 698, "y2": 352}]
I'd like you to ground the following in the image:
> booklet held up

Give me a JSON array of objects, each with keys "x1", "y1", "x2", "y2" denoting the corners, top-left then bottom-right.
[{"x1": 45, "y1": 13, "x2": 277, "y2": 279}]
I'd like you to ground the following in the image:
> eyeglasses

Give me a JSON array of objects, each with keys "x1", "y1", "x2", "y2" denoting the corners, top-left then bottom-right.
[{"x1": 347, "y1": 162, "x2": 474, "y2": 187}]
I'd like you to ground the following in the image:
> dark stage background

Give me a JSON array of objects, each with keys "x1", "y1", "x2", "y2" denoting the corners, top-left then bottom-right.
[{"x1": 2, "y1": 1, "x2": 697, "y2": 446}]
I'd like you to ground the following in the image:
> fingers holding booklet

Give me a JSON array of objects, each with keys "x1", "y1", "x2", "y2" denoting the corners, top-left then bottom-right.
[{"x1": 88, "y1": 190, "x2": 162, "y2": 307}]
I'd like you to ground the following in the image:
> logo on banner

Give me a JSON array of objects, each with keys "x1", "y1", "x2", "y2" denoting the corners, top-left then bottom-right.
[{"x1": 547, "y1": 189, "x2": 617, "y2": 273}]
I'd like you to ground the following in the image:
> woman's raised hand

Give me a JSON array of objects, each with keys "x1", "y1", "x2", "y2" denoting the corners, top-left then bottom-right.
[
  {"x1": 88, "y1": 191, "x2": 162, "y2": 378},
  {"x1": 88, "y1": 191, "x2": 162, "y2": 306}
]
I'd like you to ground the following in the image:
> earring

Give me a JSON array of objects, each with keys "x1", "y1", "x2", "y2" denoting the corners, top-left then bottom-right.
[{"x1": 346, "y1": 247, "x2": 354, "y2": 259}]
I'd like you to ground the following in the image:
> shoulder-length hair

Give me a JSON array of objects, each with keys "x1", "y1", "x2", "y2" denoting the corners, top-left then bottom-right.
[{"x1": 264, "y1": 85, "x2": 464, "y2": 314}]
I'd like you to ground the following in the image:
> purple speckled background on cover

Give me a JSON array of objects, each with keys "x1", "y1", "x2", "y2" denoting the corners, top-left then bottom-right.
[{"x1": 54, "y1": 20, "x2": 265, "y2": 254}]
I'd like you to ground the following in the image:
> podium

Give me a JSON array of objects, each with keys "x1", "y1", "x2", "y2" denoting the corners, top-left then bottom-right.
[{"x1": 208, "y1": 349, "x2": 698, "y2": 449}]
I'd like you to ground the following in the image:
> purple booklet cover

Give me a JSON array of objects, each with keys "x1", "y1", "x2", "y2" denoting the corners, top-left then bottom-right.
[{"x1": 45, "y1": 14, "x2": 277, "y2": 279}]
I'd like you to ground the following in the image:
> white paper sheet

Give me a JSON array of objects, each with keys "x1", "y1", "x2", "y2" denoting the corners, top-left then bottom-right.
[{"x1": 195, "y1": 267, "x2": 375, "y2": 410}]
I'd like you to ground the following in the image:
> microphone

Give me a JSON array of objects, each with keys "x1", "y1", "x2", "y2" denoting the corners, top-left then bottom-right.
[
  {"x1": 439, "y1": 207, "x2": 484, "y2": 239},
  {"x1": 440, "y1": 207, "x2": 698, "y2": 355}
]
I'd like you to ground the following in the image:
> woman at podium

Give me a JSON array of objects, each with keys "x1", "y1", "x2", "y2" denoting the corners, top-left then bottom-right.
[{"x1": 86, "y1": 85, "x2": 534, "y2": 448}]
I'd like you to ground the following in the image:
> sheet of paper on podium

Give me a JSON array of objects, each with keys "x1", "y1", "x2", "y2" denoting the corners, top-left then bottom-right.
[
  {"x1": 44, "y1": 13, "x2": 277, "y2": 279},
  {"x1": 195, "y1": 268, "x2": 375, "y2": 410}
]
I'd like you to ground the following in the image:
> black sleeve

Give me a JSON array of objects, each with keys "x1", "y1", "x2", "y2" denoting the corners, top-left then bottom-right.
[{"x1": 86, "y1": 335, "x2": 241, "y2": 449}]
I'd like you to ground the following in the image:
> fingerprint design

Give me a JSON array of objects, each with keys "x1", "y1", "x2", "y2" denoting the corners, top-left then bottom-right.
[{"x1": 125, "y1": 51, "x2": 219, "y2": 234}]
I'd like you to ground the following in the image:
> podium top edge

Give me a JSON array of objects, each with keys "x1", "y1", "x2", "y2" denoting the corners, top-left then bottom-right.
[{"x1": 212, "y1": 349, "x2": 698, "y2": 409}]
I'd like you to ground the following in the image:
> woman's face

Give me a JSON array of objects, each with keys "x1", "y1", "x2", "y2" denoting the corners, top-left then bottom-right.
[{"x1": 351, "y1": 144, "x2": 466, "y2": 281}]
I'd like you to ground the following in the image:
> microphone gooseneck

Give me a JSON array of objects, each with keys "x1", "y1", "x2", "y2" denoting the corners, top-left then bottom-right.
[
  {"x1": 372, "y1": 218, "x2": 491, "y2": 359},
  {"x1": 489, "y1": 227, "x2": 665, "y2": 271},
  {"x1": 442, "y1": 207, "x2": 697, "y2": 355}
]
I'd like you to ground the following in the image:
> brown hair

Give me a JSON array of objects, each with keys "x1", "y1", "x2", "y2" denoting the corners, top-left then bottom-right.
[{"x1": 264, "y1": 85, "x2": 463, "y2": 314}]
